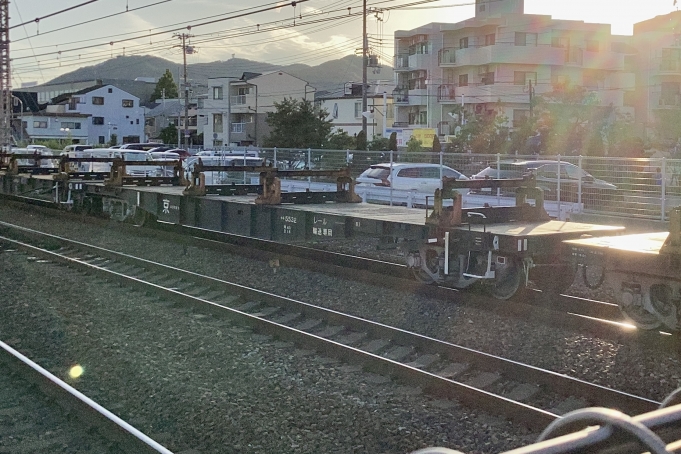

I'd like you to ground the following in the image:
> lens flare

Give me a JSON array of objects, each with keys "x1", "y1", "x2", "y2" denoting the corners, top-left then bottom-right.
[{"x1": 68, "y1": 364, "x2": 84, "y2": 379}]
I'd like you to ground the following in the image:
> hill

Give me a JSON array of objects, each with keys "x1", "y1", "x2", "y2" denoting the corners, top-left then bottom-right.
[{"x1": 45, "y1": 54, "x2": 394, "y2": 96}]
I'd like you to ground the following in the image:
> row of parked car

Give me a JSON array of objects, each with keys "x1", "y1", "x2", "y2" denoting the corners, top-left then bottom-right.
[{"x1": 356, "y1": 160, "x2": 618, "y2": 206}]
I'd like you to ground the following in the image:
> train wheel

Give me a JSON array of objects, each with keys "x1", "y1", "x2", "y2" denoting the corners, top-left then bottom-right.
[
  {"x1": 581, "y1": 264, "x2": 605, "y2": 289},
  {"x1": 412, "y1": 268, "x2": 436, "y2": 284},
  {"x1": 491, "y1": 259, "x2": 524, "y2": 300},
  {"x1": 645, "y1": 284, "x2": 678, "y2": 331},
  {"x1": 618, "y1": 290, "x2": 661, "y2": 330}
]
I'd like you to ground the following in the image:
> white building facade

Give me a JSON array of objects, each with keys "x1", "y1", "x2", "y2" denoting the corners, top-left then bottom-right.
[
  {"x1": 59, "y1": 85, "x2": 145, "y2": 145},
  {"x1": 200, "y1": 71, "x2": 313, "y2": 148},
  {"x1": 393, "y1": 0, "x2": 635, "y2": 140},
  {"x1": 318, "y1": 81, "x2": 395, "y2": 140}
]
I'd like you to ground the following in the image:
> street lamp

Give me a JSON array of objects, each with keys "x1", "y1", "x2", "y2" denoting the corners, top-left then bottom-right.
[
  {"x1": 107, "y1": 122, "x2": 118, "y2": 145},
  {"x1": 60, "y1": 127, "x2": 71, "y2": 145}
]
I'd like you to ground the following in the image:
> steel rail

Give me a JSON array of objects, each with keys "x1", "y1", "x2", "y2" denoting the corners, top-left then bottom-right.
[
  {"x1": 0, "y1": 222, "x2": 660, "y2": 430},
  {"x1": 0, "y1": 339, "x2": 173, "y2": 454},
  {"x1": 0, "y1": 195, "x2": 673, "y2": 348}
]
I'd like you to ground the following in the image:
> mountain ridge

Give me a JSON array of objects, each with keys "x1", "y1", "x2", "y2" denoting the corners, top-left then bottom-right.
[{"x1": 44, "y1": 54, "x2": 394, "y2": 96}]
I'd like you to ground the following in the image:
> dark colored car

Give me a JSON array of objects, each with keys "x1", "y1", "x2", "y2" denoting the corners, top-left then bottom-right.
[{"x1": 472, "y1": 160, "x2": 617, "y2": 207}]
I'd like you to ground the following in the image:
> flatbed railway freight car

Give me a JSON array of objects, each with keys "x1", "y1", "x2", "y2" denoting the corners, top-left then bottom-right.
[
  {"x1": 565, "y1": 206, "x2": 681, "y2": 330},
  {"x1": 0, "y1": 164, "x2": 623, "y2": 301}
]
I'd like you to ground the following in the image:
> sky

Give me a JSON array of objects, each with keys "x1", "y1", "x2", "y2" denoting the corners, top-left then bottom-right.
[{"x1": 9, "y1": 0, "x2": 680, "y2": 86}]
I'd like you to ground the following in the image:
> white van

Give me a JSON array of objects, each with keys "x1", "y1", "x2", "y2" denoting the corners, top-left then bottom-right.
[{"x1": 63, "y1": 144, "x2": 94, "y2": 154}]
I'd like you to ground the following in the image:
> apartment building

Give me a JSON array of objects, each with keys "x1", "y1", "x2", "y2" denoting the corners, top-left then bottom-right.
[
  {"x1": 201, "y1": 71, "x2": 313, "y2": 148},
  {"x1": 393, "y1": 0, "x2": 635, "y2": 140},
  {"x1": 629, "y1": 11, "x2": 681, "y2": 140},
  {"x1": 317, "y1": 81, "x2": 395, "y2": 139}
]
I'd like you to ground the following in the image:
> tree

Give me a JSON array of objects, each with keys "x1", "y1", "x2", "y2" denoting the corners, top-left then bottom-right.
[
  {"x1": 150, "y1": 69, "x2": 179, "y2": 103},
  {"x1": 109, "y1": 134, "x2": 118, "y2": 147},
  {"x1": 431, "y1": 135, "x2": 442, "y2": 163},
  {"x1": 388, "y1": 132, "x2": 398, "y2": 151},
  {"x1": 406, "y1": 135, "x2": 422, "y2": 152},
  {"x1": 355, "y1": 130, "x2": 367, "y2": 150},
  {"x1": 534, "y1": 86, "x2": 602, "y2": 155},
  {"x1": 159, "y1": 124, "x2": 178, "y2": 146},
  {"x1": 264, "y1": 98, "x2": 332, "y2": 148},
  {"x1": 367, "y1": 135, "x2": 389, "y2": 151},
  {"x1": 325, "y1": 129, "x2": 355, "y2": 150}
]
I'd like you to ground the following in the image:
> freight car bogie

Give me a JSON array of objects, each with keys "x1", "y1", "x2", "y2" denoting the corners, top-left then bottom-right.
[
  {"x1": 406, "y1": 241, "x2": 535, "y2": 300},
  {"x1": 609, "y1": 275, "x2": 681, "y2": 330}
]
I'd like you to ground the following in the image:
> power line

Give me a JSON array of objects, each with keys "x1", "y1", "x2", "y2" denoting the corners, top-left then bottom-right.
[
  {"x1": 10, "y1": 0, "x2": 100, "y2": 30},
  {"x1": 11, "y1": 0, "x2": 173, "y2": 44}
]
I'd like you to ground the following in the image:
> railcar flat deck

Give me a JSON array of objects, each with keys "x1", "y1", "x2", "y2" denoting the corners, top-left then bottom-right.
[
  {"x1": 460, "y1": 221, "x2": 624, "y2": 237},
  {"x1": 125, "y1": 185, "x2": 429, "y2": 225},
  {"x1": 564, "y1": 232, "x2": 669, "y2": 255}
]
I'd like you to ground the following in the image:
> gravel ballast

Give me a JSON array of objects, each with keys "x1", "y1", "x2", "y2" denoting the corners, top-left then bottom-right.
[{"x1": 1, "y1": 204, "x2": 680, "y2": 452}]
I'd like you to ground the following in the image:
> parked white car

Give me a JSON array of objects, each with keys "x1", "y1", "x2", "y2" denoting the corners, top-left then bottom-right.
[{"x1": 356, "y1": 163, "x2": 469, "y2": 194}]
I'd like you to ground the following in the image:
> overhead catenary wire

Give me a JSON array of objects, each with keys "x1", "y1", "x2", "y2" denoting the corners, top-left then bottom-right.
[{"x1": 9, "y1": 0, "x2": 100, "y2": 30}]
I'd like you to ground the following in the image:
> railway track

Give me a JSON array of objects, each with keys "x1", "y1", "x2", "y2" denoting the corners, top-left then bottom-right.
[
  {"x1": 0, "y1": 221, "x2": 660, "y2": 432},
  {"x1": 0, "y1": 337, "x2": 172, "y2": 453},
  {"x1": 1, "y1": 196, "x2": 665, "y2": 347}
]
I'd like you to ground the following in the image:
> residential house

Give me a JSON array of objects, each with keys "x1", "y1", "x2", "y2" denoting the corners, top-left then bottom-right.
[
  {"x1": 317, "y1": 81, "x2": 395, "y2": 140},
  {"x1": 393, "y1": 0, "x2": 635, "y2": 142},
  {"x1": 20, "y1": 110, "x2": 90, "y2": 144},
  {"x1": 145, "y1": 98, "x2": 199, "y2": 145},
  {"x1": 200, "y1": 71, "x2": 313, "y2": 148},
  {"x1": 53, "y1": 84, "x2": 145, "y2": 145}
]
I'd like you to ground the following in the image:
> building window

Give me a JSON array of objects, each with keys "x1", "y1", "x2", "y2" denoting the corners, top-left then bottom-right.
[
  {"x1": 418, "y1": 111, "x2": 427, "y2": 125},
  {"x1": 33, "y1": 121, "x2": 47, "y2": 128},
  {"x1": 514, "y1": 71, "x2": 537, "y2": 86},
  {"x1": 213, "y1": 139, "x2": 223, "y2": 147},
  {"x1": 513, "y1": 110, "x2": 530, "y2": 128},
  {"x1": 122, "y1": 99, "x2": 134, "y2": 108},
  {"x1": 92, "y1": 96, "x2": 104, "y2": 105},
  {"x1": 99, "y1": 136, "x2": 105, "y2": 144},
  {"x1": 459, "y1": 37, "x2": 469, "y2": 49},
  {"x1": 485, "y1": 33, "x2": 495, "y2": 46},
  {"x1": 92, "y1": 117, "x2": 104, "y2": 125},
  {"x1": 481, "y1": 72, "x2": 495, "y2": 85},
  {"x1": 61, "y1": 122, "x2": 81, "y2": 129},
  {"x1": 552, "y1": 37, "x2": 569, "y2": 48},
  {"x1": 354, "y1": 101, "x2": 362, "y2": 119},
  {"x1": 515, "y1": 32, "x2": 526, "y2": 46},
  {"x1": 552, "y1": 75, "x2": 569, "y2": 91},
  {"x1": 459, "y1": 74, "x2": 468, "y2": 87},
  {"x1": 213, "y1": 87, "x2": 223, "y2": 100},
  {"x1": 586, "y1": 40, "x2": 599, "y2": 52},
  {"x1": 213, "y1": 113, "x2": 223, "y2": 133},
  {"x1": 238, "y1": 87, "x2": 249, "y2": 96},
  {"x1": 136, "y1": 119, "x2": 140, "y2": 124}
]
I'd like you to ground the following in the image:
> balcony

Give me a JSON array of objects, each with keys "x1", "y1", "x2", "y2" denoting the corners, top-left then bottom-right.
[
  {"x1": 437, "y1": 84, "x2": 457, "y2": 102},
  {"x1": 231, "y1": 95, "x2": 246, "y2": 105},
  {"x1": 659, "y1": 60, "x2": 681, "y2": 75},
  {"x1": 394, "y1": 54, "x2": 410, "y2": 71},
  {"x1": 582, "y1": 50, "x2": 624, "y2": 70},
  {"x1": 393, "y1": 87, "x2": 409, "y2": 104},
  {"x1": 452, "y1": 42, "x2": 566, "y2": 67},
  {"x1": 438, "y1": 48, "x2": 456, "y2": 66}
]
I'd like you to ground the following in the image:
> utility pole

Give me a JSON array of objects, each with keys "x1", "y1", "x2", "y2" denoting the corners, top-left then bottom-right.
[
  {"x1": 174, "y1": 32, "x2": 193, "y2": 150},
  {"x1": 0, "y1": 0, "x2": 11, "y2": 151},
  {"x1": 361, "y1": 0, "x2": 367, "y2": 138},
  {"x1": 528, "y1": 78, "x2": 534, "y2": 118}
]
